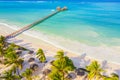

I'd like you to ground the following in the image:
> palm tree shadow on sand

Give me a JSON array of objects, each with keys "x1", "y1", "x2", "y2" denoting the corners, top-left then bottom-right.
[
  {"x1": 7, "y1": 39, "x2": 23, "y2": 43},
  {"x1": 101, "y1": 60, "x2": 109, "y2": 75},
  {"x1": 7, "y1": 38, "x2": 35, "y2": 51},
  {"x1": 68, "y1": 53, "x2": 90, "y2": 68},
  {"x1": 115, "y1": 69, "x2": 120, "y2": 78}
]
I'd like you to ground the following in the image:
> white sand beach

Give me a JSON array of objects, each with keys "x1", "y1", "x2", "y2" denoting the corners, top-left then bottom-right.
[{"x1": 0, "y1": 23, "x2": 120, "y2": 79}]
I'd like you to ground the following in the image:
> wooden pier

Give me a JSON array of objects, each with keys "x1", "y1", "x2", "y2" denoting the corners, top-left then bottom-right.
[{"x1": 6, "y1": 7, "x2": 67, "y2": 39}]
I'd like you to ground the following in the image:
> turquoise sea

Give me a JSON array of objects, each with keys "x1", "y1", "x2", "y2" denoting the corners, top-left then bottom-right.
[{"x1": 0, "y1": 1, "x2": 120, "y2": 47}]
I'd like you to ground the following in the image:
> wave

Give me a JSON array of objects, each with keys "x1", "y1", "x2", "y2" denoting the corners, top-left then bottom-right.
[
  {"x1": 0, "y1": 22, "x2": 20, "y2": 30},
  {"x1": 0, "y1": 22, "x2": 73, "y2": 53},
  {"x1": 0, "y1": 22, "x2": 120, "y2": 65}
]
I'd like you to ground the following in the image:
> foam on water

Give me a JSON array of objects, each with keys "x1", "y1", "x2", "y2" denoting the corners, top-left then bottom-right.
[
  {"x1": 0, "y1": 1, "x2": 120, "y2": 64},
  {"x1": 0, "y1": 22, "x2": 120, "y2": 65},
  {"x1": 0, "y1": 1, "x2": 120, "y2": 45}
]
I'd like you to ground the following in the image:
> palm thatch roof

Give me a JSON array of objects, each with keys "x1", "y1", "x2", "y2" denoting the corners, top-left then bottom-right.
[
  {"x1": 30, "y1": 63, "x2": 39, "y2": 71},
  {"x1": 66, "y1": 72, "x2": 76, "y2": 79},
  {"x1": 28, "y1": 51, "x2": 34, "y2": 54},
  {"x1": 28, "y1": 58, "x2": 35, "y2": 62},
  {"x1": 75, "y1": 68, "x2": 88, "y2": 76},
  {"x1": 43, "y1": 69, "x2": 51, "y2": 75}
]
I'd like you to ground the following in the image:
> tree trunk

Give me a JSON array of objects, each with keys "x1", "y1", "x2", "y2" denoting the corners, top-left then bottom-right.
[
  {"x1": 62, "y1": 71, "x2": 64, "y2": 80},
  {"x1": 17, "y1": 68, "x2": 20, "y2": 76}
]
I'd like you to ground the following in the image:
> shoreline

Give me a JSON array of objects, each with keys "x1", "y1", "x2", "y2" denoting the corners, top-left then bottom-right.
[
  {"x1": 0, "y1": 22, "x2": 120, "y2": 65},
  {"x1": 0, "y1": 22, "x2": 120, "y2": 76},
  {"x1": 0, "y1": 23, "x2": 120, "y2": 68}
]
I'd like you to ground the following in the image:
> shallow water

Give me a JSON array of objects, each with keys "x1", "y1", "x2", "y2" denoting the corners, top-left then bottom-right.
[{"x1": 0, "y1": 1, "x2": 120, "y2": 47}]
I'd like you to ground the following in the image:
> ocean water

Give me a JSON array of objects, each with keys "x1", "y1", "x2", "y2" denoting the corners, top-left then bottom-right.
[{"x1": 0, "y1": 1, "x2": 120, "y2": 47}]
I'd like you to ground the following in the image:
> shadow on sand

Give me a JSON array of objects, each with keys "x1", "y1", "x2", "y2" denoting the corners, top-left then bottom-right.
[{"x1": 69, "y1": 53, "x2": 90, "y2": 68}]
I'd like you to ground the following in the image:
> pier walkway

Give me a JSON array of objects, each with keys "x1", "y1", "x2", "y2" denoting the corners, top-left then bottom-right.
[{"x1": 6, "y1": 7, "x2": 67, "y2": 39}]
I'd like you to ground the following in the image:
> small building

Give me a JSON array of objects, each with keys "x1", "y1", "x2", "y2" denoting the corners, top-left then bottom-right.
[
  {"x1": 56, "y1": 6, "x2": 61, "y2": 11},
  {"x1": 61, "y1": 6, "x2": 68, "y2": 11}
]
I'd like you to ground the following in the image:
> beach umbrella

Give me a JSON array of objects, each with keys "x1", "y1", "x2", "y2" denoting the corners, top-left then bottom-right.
[
  {"x1": 30, "y1": 63, "x2": 39, "y2": 71},
  {"x1": 77, "y1": 70, "x2": 85, "y2": 76},
  {"x1": 66, "y1": 72, "x2": 76, "y2": 79},
  {"x1": 43, "y1": 69, "x2": 51, "y2": 75},
  {"x1": 28, "y1": 57, "x2": 35, "y2": 63},
  {"x1": 16, "y1": 50, "x2": 22, "y2": 56},
  {"x1": 28, "y1": 51, "x2": 34, "y2": 54},
  {"x1": 18, "y1": 47, "x2": 24, "y2": 50},
  {"x1": 75, "y1": 68, "x2": 88, "y2": 76}
]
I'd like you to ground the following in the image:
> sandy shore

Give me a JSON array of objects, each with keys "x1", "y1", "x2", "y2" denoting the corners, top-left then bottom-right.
[{"x1": 0, "y1": 23, "x2": 120, "y2": 77}]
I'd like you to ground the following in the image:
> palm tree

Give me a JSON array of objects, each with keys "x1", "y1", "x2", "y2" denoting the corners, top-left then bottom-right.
[
  {"x1": 36, "y1": 48, "x2": 46, "y2": 63},
  {"x1": 103, "y1": 73, "x2": 119, "y2": 80},
  {"x1": 0, "y1": 44, "x2": 4, "y2": 57},
  {"x1": 9, "y1": 43, "x2": 21, "y2": 51},
  {"x1": 86, "y1": 61, "x2": 104, "y2": 80},
  {"x1": 5, "y1": 58, "x2": 24, "y2": 75},
  {"x1": 48, "y1": 69, "x2": 62, "y2": 80},
  {"x1": 13, "y1": 58, "x2": 24, "y2": 75},
  {"x1": 4, "y1": 47, "x2": 24, "y2": 75},
  {"x1": 0, "y1": 35, "x2": 6, "y2": 57},
  {"x1": 111, "y1": 73, "x2": 119, "y2": 80},
  {"x1": 0, "y1": 35, "x2": 6, "y2": 47},
  {"x1": 55, "y1": 50, "x2": 64, "y2": 59},
  {"x1": 49, "y1": 50, "x2": 75, "y2": 80},
  {"x1": 21, "y1": 68, "x2": 33, "y2": 80},
  {"x1": 0, "y1": 70, "x2": 20, "y2": 80},
  {"x1": 5, "y1": 46, "x2": 18, "y2": 61}
]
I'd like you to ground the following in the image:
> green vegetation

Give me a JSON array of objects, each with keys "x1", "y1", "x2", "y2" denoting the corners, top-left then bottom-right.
[
  {"x1": 0, "y1": 35, "x2": 24, "y2": 79},
  {"x1": 48, "y1": 50, "x2": 75, "y2": 80},
  {"x1": 110, "y1": 73, "x2": 119, "y2": 80},
  {"x1": 86, "y1": 61, "x2": 104, "y2": 80},
  {"x1": 0, "y1": 35, "x2": 119, "y2": 80},
  {"x1": 86, "y1": 61, "x2": 119, "y2": 80},
  {"x1": 0, "y1": 36, "x2": 7, "y2": 57},
  {"x1": 36, "y1": 48, "x2": 46, "y2": 63},
  {"x1": 103, "y1": 73, "x2": 119, "y2": 80},
  {"x1": 0, "y1": 70, "x2": 20, "y2": 80},
  {"x1": 0, "y1": 36, "x2": 6, "y2": 48},
  {"x1": 22, "y1": 68, "x2": 33, "y2": 80},
  {"x1": 4, "y1": 43, "x2": 24, "y2": 75},
  {"x1": 48, "y1": 69, "x2": 63, "y2": 80}
]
